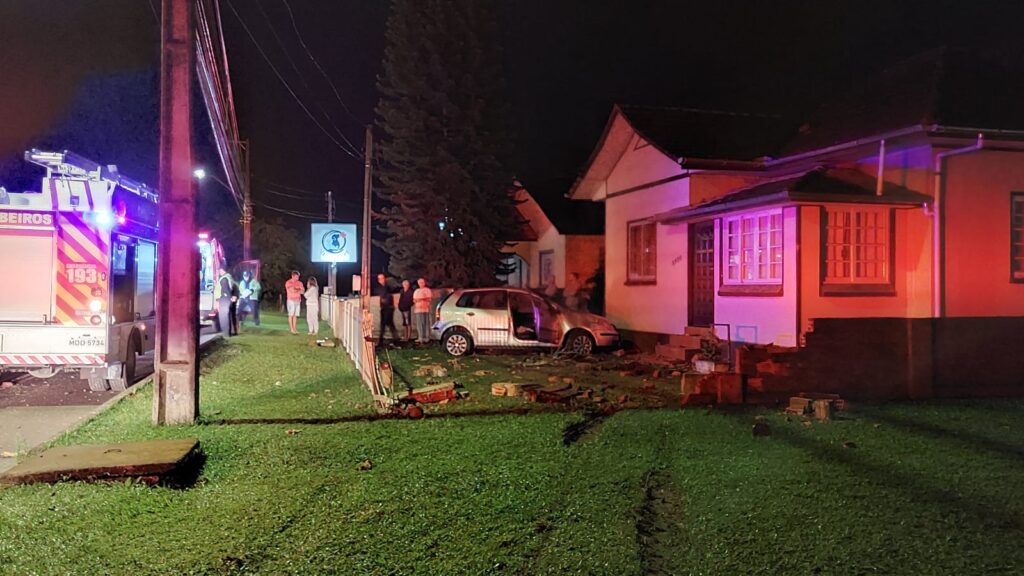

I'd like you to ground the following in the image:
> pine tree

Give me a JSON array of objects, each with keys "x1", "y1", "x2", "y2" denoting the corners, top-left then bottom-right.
[{"x1": 375, "y1": 0, "x2": 520, "y2": 287}]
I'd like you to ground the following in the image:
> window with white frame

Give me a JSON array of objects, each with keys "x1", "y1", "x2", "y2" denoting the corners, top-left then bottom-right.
[
  {"x1": 823, "y1": 206, "x2": 891, "y2": 284},
  {"x1": 724, "y1": 209, "x2": 783, "y2": 284},
  {"x1": 1012, "y1": 193, "x2": 1024, "y2": 281},
  {"x1": 627, "y1": 220, "x2": 656, "y2": 282}
]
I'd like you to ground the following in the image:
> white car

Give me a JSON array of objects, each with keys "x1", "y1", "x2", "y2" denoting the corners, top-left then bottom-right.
[{"x1": 432, "y1": 287, "x2": 620, "y2": 357}]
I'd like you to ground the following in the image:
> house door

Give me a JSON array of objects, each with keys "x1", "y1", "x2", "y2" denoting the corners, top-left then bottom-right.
[
  {"x1": 689, "y1": 221, "x2": 715, "y2": 327},
  {"x1": 539, "y1": 250, "x2": 555, "y2": 290}
]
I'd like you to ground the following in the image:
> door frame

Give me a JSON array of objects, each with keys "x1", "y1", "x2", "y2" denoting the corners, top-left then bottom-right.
[
  {"x1": 688, "y1": 220, "x2": 716, "y2": 327},
  {"x1": 538, "y1": 250, "x2": 555, "y2": 289}
]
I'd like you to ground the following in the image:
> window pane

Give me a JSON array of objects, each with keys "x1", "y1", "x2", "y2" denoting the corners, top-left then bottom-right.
[{"x1": 824, "y1": 207, "x2": 890, "y2": 284}]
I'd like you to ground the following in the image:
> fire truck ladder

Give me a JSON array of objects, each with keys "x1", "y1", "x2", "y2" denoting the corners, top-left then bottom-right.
[{"x1": 25, "y1": 149, "x2": 159, "y2": 202}]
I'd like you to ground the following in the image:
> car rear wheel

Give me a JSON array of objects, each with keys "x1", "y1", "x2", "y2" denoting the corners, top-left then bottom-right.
[
  {"x1": 442, "y1": 329, "x2": 473, "y2": 357},
  {"x1": 563, "y1": 330, "x2": 595, "y2": 357}
]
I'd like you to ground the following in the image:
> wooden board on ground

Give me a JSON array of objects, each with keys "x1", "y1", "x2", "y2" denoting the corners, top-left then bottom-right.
[
  {"x1": 398, "y1": 382, "x2": 457, "y2": 404},
  {"x1": 504, "y1": 382, "x2": 541, "y2": 397},
  {"x1": 0, "y1": 438, "x2": 200, "y2": 486},
  {"x1": 527, "y1": 384, "x2": 578, "y2": 403}
]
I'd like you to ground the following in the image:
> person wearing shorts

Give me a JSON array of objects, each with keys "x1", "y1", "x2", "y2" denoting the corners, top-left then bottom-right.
[{"x1": 285, "y1": 271, "x2": 304, "y2": 334}]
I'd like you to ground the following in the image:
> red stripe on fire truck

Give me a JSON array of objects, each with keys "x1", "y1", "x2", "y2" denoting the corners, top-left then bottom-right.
[{"x1": 0, "y1": 354, "x2": 104, "y2": 366}]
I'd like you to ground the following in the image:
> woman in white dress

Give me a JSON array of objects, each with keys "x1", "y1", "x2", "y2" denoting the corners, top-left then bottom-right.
[{"x1": 304, "y1": 277, "x2": 320, "y2": 335}]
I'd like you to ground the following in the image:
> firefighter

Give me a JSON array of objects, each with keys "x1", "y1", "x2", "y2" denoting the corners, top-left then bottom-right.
[
  {"x1": 239, "y1": 270, "x2": 261, "y2": 326},
  {"x1": 214, "y1": 266, "x2": 237, "y2": 337}
]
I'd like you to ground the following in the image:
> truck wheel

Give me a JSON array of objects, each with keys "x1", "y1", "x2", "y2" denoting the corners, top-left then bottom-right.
[{"x1": 109, "y1": 335, "x2": 139, "y2": 391}]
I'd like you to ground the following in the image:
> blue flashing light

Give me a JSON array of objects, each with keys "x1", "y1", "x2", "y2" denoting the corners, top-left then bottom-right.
[{"x1": 94, "y1": 210, "x2": 114, "y2": 228}]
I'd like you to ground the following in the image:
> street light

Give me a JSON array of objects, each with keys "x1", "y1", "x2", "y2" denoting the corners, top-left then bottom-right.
[{"x1": 193, "y1": 165, "x2": 253, "y2": 260}]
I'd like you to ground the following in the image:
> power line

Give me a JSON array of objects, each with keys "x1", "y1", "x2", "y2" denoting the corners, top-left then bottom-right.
[
  {"x1": 252, "y1": 0, "x2": 362, "y2": 153},
  {"x1": 259, "y1": 183, "x2": 361, "y2": 208},
  {"x1": 223, "y1": 0, "x2": 362, "y2": 159},
  {"x1": 257, "y1": 202, "x2": 323, "y2": 220},
  {"x1": 280, "y1": 0, "x2": 364, "y2": 126},
  {"x1": 258, "y1": 178, "x2": 321, "y2": 195}
]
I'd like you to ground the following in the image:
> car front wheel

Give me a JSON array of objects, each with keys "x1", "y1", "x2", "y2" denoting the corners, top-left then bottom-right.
[
  {"x1": 442, "y1": 329, "x2": 474, "y2": 357},
  {"x1": 563, "y1": 330, "x2": 595, "y2": 356}
]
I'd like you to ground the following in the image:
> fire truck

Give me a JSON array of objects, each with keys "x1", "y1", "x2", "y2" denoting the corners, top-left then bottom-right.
[
  {"x1": 197, "y1": 232, "x2": 223, "y2": 324},
  {"x1": 0, "y1": 150, "x2": 159, "y2": 391}
]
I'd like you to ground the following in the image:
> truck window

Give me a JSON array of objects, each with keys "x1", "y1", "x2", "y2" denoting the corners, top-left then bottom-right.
[
  {"x1": 111, "y1": 239, "x2": 136, "y2": 323},
  {"x1": 134, "y1": 240, "x2": 156, "y2": 318}
]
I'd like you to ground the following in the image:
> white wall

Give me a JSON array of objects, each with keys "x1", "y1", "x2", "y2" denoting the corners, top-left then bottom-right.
[
  {"x1": 713, "y1": 205, "x2": 800, "y2": 346},
  {"x1": 530, "y1": 226, "x2": 567, "y2": 288},
  {"x1": 605, "y1": 182, "x2": 690, "y2": 335}
]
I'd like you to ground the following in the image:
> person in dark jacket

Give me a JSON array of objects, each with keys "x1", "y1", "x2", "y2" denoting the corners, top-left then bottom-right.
[
  {"x1": 398, "y1": 279, "x2": 415, "y2": 341},
  {"x1": 373, "y1": 273, "x2": 399, "y2": 343},
  {"x1": 229, "y1": 278, "x2": 240, "y2": 336},
  {"x1": 214, "y1": 267, "x2": 236, "y2": 337}
]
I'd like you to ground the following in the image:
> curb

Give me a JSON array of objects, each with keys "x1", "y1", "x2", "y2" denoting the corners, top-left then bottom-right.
[{"x1": 1, "y1": 333, "x2": 225, "y2": 471}]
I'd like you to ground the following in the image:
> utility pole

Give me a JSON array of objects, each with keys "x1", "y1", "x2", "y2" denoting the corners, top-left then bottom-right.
[
  {"x1": 240, "y1": 139, "x2": 252, "y2": 260},
  {"x1": 327, "y1": 189, "x2": 337, "y2": 296},
  {"x1": 360, "y1": 126, "x2": 373, "y2": 312},
  {"x1": 154, "y1": 0, "x2": 199, "y2": 425}
]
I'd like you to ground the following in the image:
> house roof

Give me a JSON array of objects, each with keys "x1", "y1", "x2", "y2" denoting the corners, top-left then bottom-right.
[
  {"x1": 568, "y1": 105, "x2": 795, "y2": 199},
  {"x1": 521, "y1": 178, "x2": 604, "y2": 236},
  {"x1": 783, "y1": 48, "x2": 1024, "y2": 155},
  {"x1": 617, "y1": 105, "x2": 795, "y2": 164},
  {"x1": 653, "y1": 167, "x2": 932, "y2": 223}
]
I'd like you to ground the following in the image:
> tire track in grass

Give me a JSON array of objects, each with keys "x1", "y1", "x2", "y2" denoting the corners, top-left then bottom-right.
[
  {"x1": 561, "y1": 407, "x2": 609, "y2": 446},
  {"x1": 635, "y1": 468, "x2": 689, "y2": 576}
]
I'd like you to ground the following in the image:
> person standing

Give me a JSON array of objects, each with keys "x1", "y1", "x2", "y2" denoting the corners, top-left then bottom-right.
[
  {"x1": 239, "y1": 270, "x2": 261, "y2": 326},
  {"x1": 373, "y1": 273, "x2": 399, "y2": 343},
  {"x1": 285, "y1": 271, "x2": 304, "y2": 335},
  {"x1": 412, "y1": 277, "x2": 433, "y2": 344},
  {"x1": 564, "y1": 272, "x2": 581, "y2": 311},
  {"x1": 214, "y1": 266, "x2": 235, "y2": 338},
  {"x1": 397, "y1": 279, "x2": 415, "y2": 342},
  {"x1": 305, "y1": 277, "x2": 320, "y2": 335},
  {"x1": 229, "y1": 277, "x2": 240, "y2": 335}
]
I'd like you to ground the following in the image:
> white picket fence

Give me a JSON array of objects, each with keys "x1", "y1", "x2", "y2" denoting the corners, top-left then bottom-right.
[{"x1": 320, "y1": 295, "x2": 383, "y2": 404}]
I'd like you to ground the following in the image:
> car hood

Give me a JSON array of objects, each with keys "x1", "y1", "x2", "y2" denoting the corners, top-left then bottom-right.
[{"x1": 562, "y1": 309, "x2": 617, "y2": 330}]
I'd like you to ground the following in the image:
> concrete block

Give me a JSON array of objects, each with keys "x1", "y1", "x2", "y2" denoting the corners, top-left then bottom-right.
[
  {"x1": 681, "y1": 373, "x2": 703, "y2": 395},
  {"x1": 667, "y1": 334, "x2": 703, "y2": 349},
  {"x1": 655, "y1": 344, "x2": 689, "y2": 362},
  {"x1": 714, "y1": 373, "x2": 744, "y2": 405}
]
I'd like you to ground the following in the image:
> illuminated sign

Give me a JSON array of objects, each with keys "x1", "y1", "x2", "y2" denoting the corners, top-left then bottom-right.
[{"x1": 311, "y1": 223, "x2": 357, "y2": 263}]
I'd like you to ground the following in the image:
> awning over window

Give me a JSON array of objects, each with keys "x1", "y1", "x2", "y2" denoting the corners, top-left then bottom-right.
[{"x1": 651, "y1": 167, "x2": 933, "y2": 224}]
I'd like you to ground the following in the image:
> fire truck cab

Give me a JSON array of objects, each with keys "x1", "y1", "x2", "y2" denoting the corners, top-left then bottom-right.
[{"x1": 0, "y1": 150, "x2": 159, "y2": 391}]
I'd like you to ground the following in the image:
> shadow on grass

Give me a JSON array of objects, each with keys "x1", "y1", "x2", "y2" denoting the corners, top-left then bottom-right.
[
  {"x1": 854, "y1": 405, "x2": 1024, "y2": 463},
  {"x1": 202, "y1": 404, "x2": 575, "y2": 426},
  {"x1": 725, "y1": 410, "x2": 1024, "y2": 531}
]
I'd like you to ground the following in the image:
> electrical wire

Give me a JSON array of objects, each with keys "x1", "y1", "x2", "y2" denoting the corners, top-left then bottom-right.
[
  {"x1": 224, "y1": 0, "x2": 362, "y2": 159},
  {"x1": 280, "y1": 0, "x2": 364, "y2": 126},
  {"x1": 250, "y1": 0, "x2": 360, "y2": 153},
  {"x1": 196, "y1": 0, "x2": 247, "y2": 211},
  {"x1": 253, "y1": 0, "x2": 362, "y2": 154},
  {"x1": 257, "y1": 203, "x2": 324, "y2": 219}
]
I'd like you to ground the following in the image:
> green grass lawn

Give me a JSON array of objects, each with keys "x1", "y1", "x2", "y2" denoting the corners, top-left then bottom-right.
[{"x1": 1, "y1": 311, "x2": 1023, "y2": 575}]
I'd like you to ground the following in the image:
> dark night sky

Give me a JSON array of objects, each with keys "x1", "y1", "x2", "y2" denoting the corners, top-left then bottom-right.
[{"x1": 3, "y1": 0, "x2": 1023, "y2": 239}]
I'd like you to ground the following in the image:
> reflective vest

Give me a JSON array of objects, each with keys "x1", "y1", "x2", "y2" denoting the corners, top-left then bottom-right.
[
  {"x1": 241, "y1": 279, "x2": 261, "y2": 300},
  {"x1": 214, "y1": 272, "x2": 235, "y2": 299}
]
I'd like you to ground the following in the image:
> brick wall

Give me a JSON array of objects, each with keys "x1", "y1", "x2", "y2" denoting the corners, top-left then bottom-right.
[{"x1": 788, "y1": 317, "x2": 1024, "y2": 399}]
